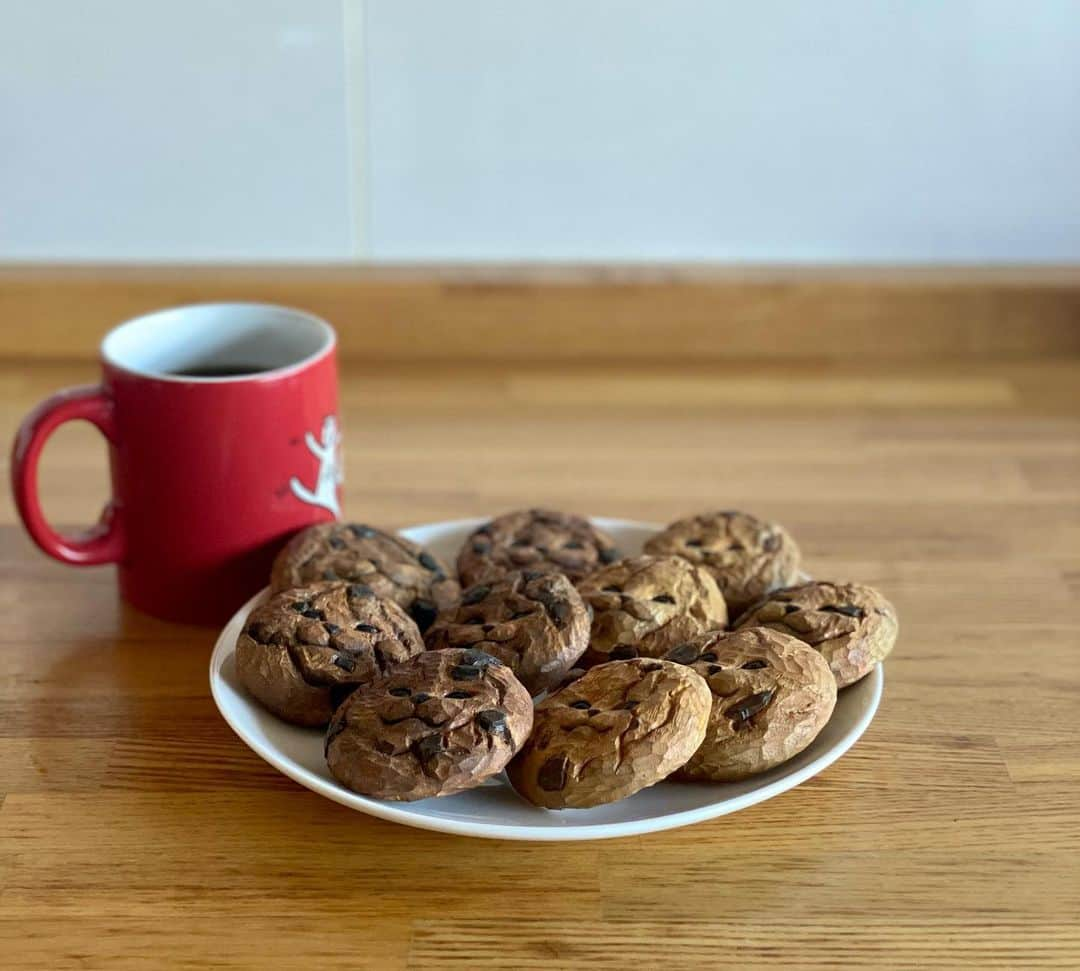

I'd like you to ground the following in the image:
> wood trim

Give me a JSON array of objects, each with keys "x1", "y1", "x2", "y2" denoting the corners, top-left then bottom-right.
[{"x1": 1, "y1": 264, "x2": 1078, "y2": 362}]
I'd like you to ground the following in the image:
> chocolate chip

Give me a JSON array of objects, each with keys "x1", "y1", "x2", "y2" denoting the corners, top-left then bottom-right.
[
  {"x1": 332, "y1": 654, "x2": 356, "y2": 672},
  {"x1": 784, "y1": 604, "x2": 801, "y2": 615},
  {"x1": 476, "y1": 709, "x2": 508, "y2": 737},
  {"x1": 699, "y1": 652, "x2": 718, "y2": 662},
  {"x1": 725, "y1": 689, "x2": 775, "y2": 725},
  {"x1": 418, "y1": 551, "x2": 440, "y2": 572},
  {"x1": 741, "y1": 659, "x2": 767, "y2": 670},
  {"x1": 472, "y1": 539, "x2": 491, "y2": 554},
  {"x1": 537, "y1": 755, "x2": 569, "y2": 792},
  {"x1": 348, "y1": 524, "x2": 377, "y2": 539},
  {"x1": 413, "y1": 692, "x2": 432, "y2": 703},
  {"x1": 461, "y1": 650, "x2": 500, "y2": 669},
  {"x1": 301, "y1": 608, "x2": 326, "y2": 621},
  {"x1": 354, "y1": 622, "x2": 380, "y2": 633},
  {"x1": 446, "y1": 690, "x2": 473, "y2": 699},
  {"x1": 564, "y1": 540, "x2": 584, "y2": 550},
  {"x1": 451, "y1": 664, "x2": 481, "y2": 681},
  {"x1": 544, "y1": 599, "x2": 573, "y2": 627},
  {"x1": 388, "y1": 686, "x2": 411, "y2": 697},
  {"x1": 321, "y1": 569, "x2": 338, "y2": 581},
  {"x1": 415, "y1": 734, "x2": 444, "y2": 764},
  {"x1": 410, "y1": 598, "x2": 439, "y2": 631},
  {"x1": 347, "y1": 583, "x2": 375, "y2": 599},
  {"x1": 667, "y1": 643, "x2": 700, "y2": 665},
  {"x1": 462, "y1": 585, "x2": 490, "y2": 605},
  {"x1": 685, "y1": 538, "x2": 703, "y2": 548},
  {"x1": 599, "y1": 548, "x2": 620, "y2": 564},
  {"x1": 289, "y1": 600, "x2": 311, "y2": 613},
  {"x1": 569, "y1": 700, "x2": 591, "y2": 709},
  {"x1": 328, "y1": 535, "x2": 345, "y2": 550},
  {"x1": 324, "y1": 622, "x2": 342, "y2": 635},
  {"x1": 610, "y1": 645, "x2": 638, "y2": 660},
  {"x1": 822, "y1": 604, "x2": 866, "y2": 619},
  {"x1": 652, "y1": 594, "x2": 676, "y2": 604},
  {"x1": 707, "y1": 664, "x2": 723, "y2": 675}
]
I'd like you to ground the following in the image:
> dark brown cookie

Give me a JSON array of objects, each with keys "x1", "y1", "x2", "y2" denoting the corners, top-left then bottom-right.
[
  {"x1": 643, "y1": 510, "x2": 801, "y2": 615},
  {"x1": 325, "y1": 648, "x2": 533, "y2": 801},
  {"x1": 424, "y1": 571, "x2": 590, "y2": 696},
  {"x1": 235, "y1": 581, "x2": 424, "y2": 727},
  {"x1": 457, "y1": 509, "x2": 620, "y2": 587},
  {"x1": 507, "y1": 658, "x2": 711, "y2": 809},
  {"x1": 575, "y1": 555, "x2": 728, "y2": 667},
  {"x1": 733, "y1": 580, "x2": 898, "y2": 688},
  {"x1": 270, "y1": 522, "x2": 460, "y2": 631},
  {"x1": 664, "y1": 627, "x2": 836, "y2": 781}
]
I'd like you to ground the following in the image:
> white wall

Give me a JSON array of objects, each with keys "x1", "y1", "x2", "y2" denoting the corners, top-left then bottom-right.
[{"x1": 2, "y1": 1, "x2": 1079, "y2": 262}]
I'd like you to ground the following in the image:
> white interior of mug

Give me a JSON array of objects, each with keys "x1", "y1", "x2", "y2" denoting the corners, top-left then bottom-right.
[{"x1": 101, "y1": 303, "x2": 335, "y2": 381}]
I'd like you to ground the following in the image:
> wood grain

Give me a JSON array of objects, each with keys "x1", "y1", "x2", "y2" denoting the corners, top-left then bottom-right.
[
  {"x1": 2, "y1": 264, "x2": 1080, "y2": 363},
  {"x1": 2, "y1": 350, "x2": 1079, "y2": 968}
]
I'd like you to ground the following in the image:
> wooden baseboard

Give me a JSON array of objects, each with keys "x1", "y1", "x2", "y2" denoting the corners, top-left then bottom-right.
[{"x1": 1, "y1": 264, "x2": 1078, "y2": 362}]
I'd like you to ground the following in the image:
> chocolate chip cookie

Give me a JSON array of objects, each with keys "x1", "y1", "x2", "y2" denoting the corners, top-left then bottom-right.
[
  {"x1": 236, "y1": 581, "x2": 425, "y2": 727},
  {"x1": 575, "y1": 555, "x2": 728, "y2": 667},
  {"x1": 457, "y1": 509, "x2": 620, "y2": 587},
  {"x1": 664, "y1": 627, "x2": 836, "y2": 781},
  {"x1": 325, "y1": 648, "x2": 533, "y2": 801},
  {"x1": 733, "y1": 580, "x2": 898, "y2": 688},
  {"x1": 424, "y1": 571, "x2": 590, "y2": 696},
  {"x1": 644, "y1": 510, "x2": 801, "y2": 615},
  {"x1": 270, "y1": 522, "x2": 460, "y2": 631},
  {"x1": 507, "y1": 658, "x2": 711, "y2": 809}
]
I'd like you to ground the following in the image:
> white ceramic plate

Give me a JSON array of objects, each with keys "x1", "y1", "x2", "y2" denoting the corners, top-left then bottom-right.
[{"x1": 210, "y1": 517, "x2": 883, "y2": 841}]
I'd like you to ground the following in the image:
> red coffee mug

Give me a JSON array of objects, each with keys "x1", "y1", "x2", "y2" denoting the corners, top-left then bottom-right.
[{"x1": 11, "y1": 303, "x2": 342, "y2": 625}]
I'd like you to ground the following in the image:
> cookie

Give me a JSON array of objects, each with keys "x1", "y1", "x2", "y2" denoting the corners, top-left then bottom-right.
[
  {"x1": 733, "y1": 580, "x2": 898, "y2": 688},
  {"x1": 270, "y1": 522, "x2": 460, "y2": 631},
  {"x1": 508, "y1": 658, "x2": 711, "y2": 809},
  {"x1": 644, "y1": 510, "x2": 801, "y2": 615},
  {"x1": 235, "y1": 581, "x2": 425, "y2": 727},
  {"x1": 575, "y1": 555, "x2": 728, "y2": 667},
  {"x1": 325, "y1": 648, "x2": 533, "y2": 801},
  {"x1": 424, "y1": 570, "x2": 590, "y2": 696},
  {"x1": 457, "y1": 508, "x2": 620, "y2": 587},
  {"x1": 664, "y1": 627, "x2": 836, "y2": 781}
]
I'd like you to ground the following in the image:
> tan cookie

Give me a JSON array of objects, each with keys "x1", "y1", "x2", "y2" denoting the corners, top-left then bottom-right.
[
  {"x1": 664, "y1": 627, "x2": 836, "y2": 781},
  {"x1": 507, "y1": 658, "x2": 711, "y2": 809},
  {"x1": 457, "y1": 508, "x2": 621, "y2": 587},
  {"x1": 236, "y1": 582, "x2": 424, "y2": 727},
  {"x1": 575, "y1": 555, "x2": 728, "y2": 667},
  {"x1": 270, "y1": 522, "x2": 460, "y2": 631},
  {"x1": 734, "y1": 580, "x2": 898, "y2": 688},
  {"x1": 644, "y1": 510, "x2": 800, "y2": 615},
  {"x1": 424, "y1": 571, "x2": 590, "y2": 696},
  {"x1": 325, "y1": 648, "x2": 533, "y2": 801}
]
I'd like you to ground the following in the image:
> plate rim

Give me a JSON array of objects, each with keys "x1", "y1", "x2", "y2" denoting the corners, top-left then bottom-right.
[{"x1": 209, "y1": 516, "x2": 884, "y2": 841}]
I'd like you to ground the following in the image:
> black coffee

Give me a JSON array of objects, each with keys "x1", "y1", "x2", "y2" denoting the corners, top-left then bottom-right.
[{"x1": 169, "y1": 364, "x2": 270, "y2": 378}]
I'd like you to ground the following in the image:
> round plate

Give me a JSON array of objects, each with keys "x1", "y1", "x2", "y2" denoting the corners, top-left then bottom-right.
[{"x1": 210, "y1": 517, "x2": 883, "y2": 841}]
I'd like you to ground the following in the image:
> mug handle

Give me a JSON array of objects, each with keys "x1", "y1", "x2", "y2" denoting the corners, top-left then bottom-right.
[{"x1": 11, "y1": 384, "x2": 126, "y2": 565}]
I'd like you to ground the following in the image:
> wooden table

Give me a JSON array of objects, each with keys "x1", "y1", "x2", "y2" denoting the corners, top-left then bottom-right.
[{"x1": 2, "y1": 357, "x2": 1079, "y2": 969}]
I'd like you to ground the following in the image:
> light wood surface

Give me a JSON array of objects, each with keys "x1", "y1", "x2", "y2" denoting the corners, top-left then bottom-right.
[
  {"x1": 3, "y1": 264, "x2": 1080, "y2": 363},
  {"x1": 2, "y1": 353, "x2": 1079, "y2": 969}
]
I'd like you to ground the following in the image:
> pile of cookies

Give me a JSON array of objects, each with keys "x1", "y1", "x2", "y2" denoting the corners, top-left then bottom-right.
[{"x1": 235, "y1": 509, "x2": 898, "y2": 809}]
